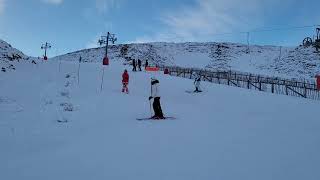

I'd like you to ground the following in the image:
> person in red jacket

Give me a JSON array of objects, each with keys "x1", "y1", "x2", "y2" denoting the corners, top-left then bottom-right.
[{"x1": 122, "y1": 69, "x2": 129, "y2": 93}]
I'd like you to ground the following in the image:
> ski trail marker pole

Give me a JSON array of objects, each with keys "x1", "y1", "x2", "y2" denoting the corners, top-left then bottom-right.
[
  {"x1": 77, "y1": 62, "x2": 81, "y2": 85},
  {"x1": 100, "y1": 67, "x2": 105, "y2": 92},
  {"x1": 78, "y1": 56, "x2": 82, "y2": 85},
  {"x1": 59, "y1": 58, "x2": 62, "y2": 72}
]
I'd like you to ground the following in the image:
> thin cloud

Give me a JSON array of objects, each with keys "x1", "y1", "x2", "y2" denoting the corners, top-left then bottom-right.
[
  {"x1": 42, "y1": 0, "x2": 64, "y2": 5},
  {"x1": 95, "y1": 0, "x2": 122, "y2": 13},
  {"x1": 86, "y1": 22, "x2": 114, "y2": 48},
  {"x1": 134, "y1": 0, "x2": 285, "y2": 43},
  {"x1": 0, "y1": 0, "x2": 5, "y2": 15}
]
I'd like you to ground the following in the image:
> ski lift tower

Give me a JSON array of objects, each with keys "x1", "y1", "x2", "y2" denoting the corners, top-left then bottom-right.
[
  {"x1": 98, "y1": 32, "x2": 117, "y2": 65},
  {"x1": 98, "y1": 32, "x2": 117, "y2": 91},
  {"x1": 41, "y1": 42, "x2": 51, "y2": 60}
]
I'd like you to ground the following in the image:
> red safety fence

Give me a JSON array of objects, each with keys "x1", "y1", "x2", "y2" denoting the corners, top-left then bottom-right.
[{"x1": 145, "y1": 66, "x2": 160, "y2": 72}]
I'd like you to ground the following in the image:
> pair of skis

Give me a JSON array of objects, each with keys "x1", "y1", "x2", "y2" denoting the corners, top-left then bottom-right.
[
  {"x1": 137, "y1": 78, "x2": 176, "y2": 121},
  {"x1": 185, "y1": 90, "x2": 202, "y2": 94},
  {"x1": 136, "y1": 117, "x2": 176, "y2": 121}
]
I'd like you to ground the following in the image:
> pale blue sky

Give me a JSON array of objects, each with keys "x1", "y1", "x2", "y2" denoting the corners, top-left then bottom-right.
[{"x1": 0, "y1": 0, "x2": 319, "y2": 57}]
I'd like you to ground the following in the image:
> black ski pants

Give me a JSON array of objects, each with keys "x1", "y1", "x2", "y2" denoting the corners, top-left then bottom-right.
[{"x1": 153, "y1": 97, "x2": 164, "y2": 118}]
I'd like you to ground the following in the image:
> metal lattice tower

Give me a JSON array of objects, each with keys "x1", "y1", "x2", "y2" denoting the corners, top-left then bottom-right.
[
  {"x1": 98, "y1": 32, "x2": 117, "y2": 58},
  {"x1": 41, "y1": 42, "x2": 52, "y2": 58}
]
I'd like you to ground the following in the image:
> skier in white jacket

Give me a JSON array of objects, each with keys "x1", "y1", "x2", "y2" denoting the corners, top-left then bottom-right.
[
  {"x1": 194, "y1": 74, "x2": 202, "y2": 93},
  {"x1": 149, "y1": 77, "x2": 164, "y2": 119}
]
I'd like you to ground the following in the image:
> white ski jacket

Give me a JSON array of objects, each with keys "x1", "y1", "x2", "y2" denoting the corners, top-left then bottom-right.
[
  {"x1": 194, "y1": 76, "x2": 201, "y2": 88},
  {"x1": 151, "y1": 79, "x2": 160, "y2": 98}
]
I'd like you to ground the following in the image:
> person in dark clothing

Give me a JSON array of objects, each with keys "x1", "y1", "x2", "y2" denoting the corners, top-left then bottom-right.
[
  {"x1": 132, "y1": 59, "x2": 137, "y2": 71},
  {"x1": 137, "y1": 59, "x2": 142, "y2": 71},
  {"x1": 145, "y1": 60, "x2": 149, "y2": 70},
  {"x1": 149, "y1": 77, "x2": 164, "y2": 119}
]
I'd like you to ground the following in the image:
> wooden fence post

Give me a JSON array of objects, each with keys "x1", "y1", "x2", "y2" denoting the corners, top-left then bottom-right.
[
  {"x1": 272, "y1": 83, "x2": 274, "y2": 93},
  {"x1": 227, "y1": 76, "x2": 230, "y2": 86},
  {"x1": 247, "y1": 75, "x2": 250, "y2": 89},
  {"x1": 304, "y1": 84, "x2": 307, "y2": 98}
]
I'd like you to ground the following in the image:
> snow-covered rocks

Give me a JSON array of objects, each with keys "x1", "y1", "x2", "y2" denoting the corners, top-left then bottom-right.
[
  {"x1": 0, "y1": 39, "x2": 27, "y2": 61},
  {"x1": 0, "y1": 39, "x2": 29, "y2": 72}
]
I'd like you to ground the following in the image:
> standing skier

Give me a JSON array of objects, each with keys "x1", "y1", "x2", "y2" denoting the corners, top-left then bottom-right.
[
  {"x1": 149, "y1": 77, "x2": 164, "y2": 119},
  {"x1": 194, "y1": 73, "x2": 202, "y2": 93},
  {"x1": 145, "y1": 60, "x2": 149, "y2": 70},
  {"x1": 122, "y1": 69, "x2": 129, "y2": 93},
  {"x1": 138, "y1": 59, "x2": 142, "y2": 71},
  {"x1": 132, "y1": 59, "x2": 137, "y2": 72}
]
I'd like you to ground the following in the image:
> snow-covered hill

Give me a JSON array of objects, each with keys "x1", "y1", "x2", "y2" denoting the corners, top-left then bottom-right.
[
  {"x1": 1, "y1": 60, "x2": 319, "y2": 180},
  {"x1": 0, "y1": 39, "x2": 27, "y2": 61},
  {"x1": 52, "y1": 42, "x2": 320, "y2": 79},
  {"x1": 0, "y1": 39, "x2": 29, "y2": 72}
]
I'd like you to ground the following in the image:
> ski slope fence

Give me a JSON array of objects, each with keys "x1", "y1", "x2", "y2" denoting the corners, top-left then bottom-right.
[{"x1": 158, "y1": 66, "x2": 320, "y2": 101}]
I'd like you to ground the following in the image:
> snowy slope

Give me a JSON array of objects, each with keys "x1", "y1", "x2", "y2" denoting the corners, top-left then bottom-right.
[
  {"x1": 1, "y1": 59, "x2": 320, "y2": 180},
  {"x1": 52, "y1": 42, "x2": 320, "y2": 79}
]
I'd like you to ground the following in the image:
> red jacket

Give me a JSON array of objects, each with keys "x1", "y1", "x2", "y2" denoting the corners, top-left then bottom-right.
[{"x1": 122, "y1": 72, "x2": 129, "y2": 83}]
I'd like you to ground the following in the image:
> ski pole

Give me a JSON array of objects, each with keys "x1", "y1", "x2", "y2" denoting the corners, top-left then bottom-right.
[
  {"x1": 149, "y1": 77, "x2": 153, "y2": 117},
  {"x1": 149, "y1": 99, "x2": 153, "y2": 117}
]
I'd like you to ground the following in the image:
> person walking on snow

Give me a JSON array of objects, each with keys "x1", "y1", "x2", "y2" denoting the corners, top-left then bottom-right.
[
  {"x1": 149, "y1": 77, "x2": 164, "y2": 119},
  {"x1": 138, "y1": 59, "x2": 142, "y2": 71},
  {"x1": 122, "y1": 69, "x2": 129, "y2": 93},
  {"x1": 194, "y1": 74, "x2": 202, "y2": 93},
  {"x1": 132, "y1": 59, "x2": 137, "y2": 72}
]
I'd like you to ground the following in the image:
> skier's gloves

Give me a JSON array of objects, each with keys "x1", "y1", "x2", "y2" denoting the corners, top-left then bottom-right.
[{"x1": 149, "y1": 96, "x2": 153, "y2": 100}]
